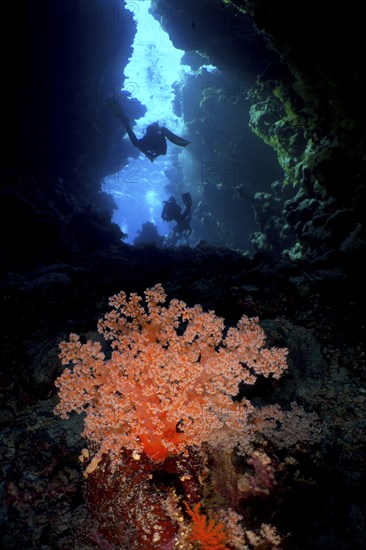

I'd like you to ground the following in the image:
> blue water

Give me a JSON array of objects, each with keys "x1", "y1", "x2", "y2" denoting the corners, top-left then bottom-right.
[{"x1": 103, "y1": 0, "x2": 193, "y2": 244}]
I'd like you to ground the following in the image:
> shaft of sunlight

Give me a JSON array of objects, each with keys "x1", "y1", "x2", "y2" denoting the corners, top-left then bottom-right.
[{"x1": 104, "y1": 0, "x2": 192, "y2": 244}]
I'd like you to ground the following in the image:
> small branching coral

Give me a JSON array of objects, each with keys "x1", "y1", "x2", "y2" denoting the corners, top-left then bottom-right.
[
  {"x1": 54, "y1": 284, "x2": 288, "y2": 469},
  {"x1": 185, "y1": 501, "x2": 228, "y2": 550}
]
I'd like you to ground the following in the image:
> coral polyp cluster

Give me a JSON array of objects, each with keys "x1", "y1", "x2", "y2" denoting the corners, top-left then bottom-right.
[{"x1": 54, "y1": 284, "x2": 288, "y2": 467}]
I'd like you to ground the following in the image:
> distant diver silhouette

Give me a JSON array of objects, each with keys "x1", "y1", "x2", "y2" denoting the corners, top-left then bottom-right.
[
  {"x1": 106, "y1": 98, "x2": 190, "y2": 162},
  {"x1": 161, "y1": 192, "x2": 192, "y2": 245}
]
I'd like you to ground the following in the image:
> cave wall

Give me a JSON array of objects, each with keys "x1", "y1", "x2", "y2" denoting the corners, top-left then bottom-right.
[
  {"x1": 150, "y1": 0, "x2": 273, "y2": 76},
  {"x1": 152, "y1": 0, "x2": 366, "y2": 262},
  {"x1": 0, "y1": 1, "x2": 148, "y2": 271},
  {"x1": 2, "y1": 0, "x2": 140, "y2": 180},
  {"x1": 240, "y1": 0, "x2": 366, "y2": 261},
  {"x1": 175, "y1": 67, "x2": 284, "y2": 252},
  {"x1": 239, "y1": 0, "x2": 366, "y2": 197}
]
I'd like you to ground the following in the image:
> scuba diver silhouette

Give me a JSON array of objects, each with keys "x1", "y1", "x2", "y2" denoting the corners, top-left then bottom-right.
[
  {"x1": 107, "y1": 99, "x2": 190, "y2": 162},
  {"x1": 161, "y1": 192, "x2": 192, "y2": 245}
]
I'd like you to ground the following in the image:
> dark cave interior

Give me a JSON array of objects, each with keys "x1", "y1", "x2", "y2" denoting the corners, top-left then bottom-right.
[{"x1": 1, "y1": 1, "x2": 366, "y2": 548}]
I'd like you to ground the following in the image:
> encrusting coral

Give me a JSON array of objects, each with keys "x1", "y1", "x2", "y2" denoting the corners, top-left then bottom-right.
[{"x1": 54, "y1": 284, "x2": 288, "y2": 470}]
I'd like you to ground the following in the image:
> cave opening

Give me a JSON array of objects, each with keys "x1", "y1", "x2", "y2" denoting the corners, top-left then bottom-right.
[
  {"x1": 103, "y1": 0, "x2": 282, "y2": 253},
  {"x1": 102, "y1": 0, "x2": 207, "y2": 245}
]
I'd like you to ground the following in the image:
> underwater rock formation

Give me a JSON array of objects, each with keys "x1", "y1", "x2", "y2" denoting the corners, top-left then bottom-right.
[
  {"x1": 153, "y1": 0, "x2": 366, "y2": 262},
  {"x1": 2, "y1": 0, "x2": 142, "y2": 180},
  {"x1": 151, "y1": 0, "x2": 272, "y2": 76}
]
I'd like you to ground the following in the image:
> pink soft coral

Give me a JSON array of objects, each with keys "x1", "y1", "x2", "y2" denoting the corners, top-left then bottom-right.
[{"x1": 54, "y1": 284, "x2": 288, "y2": 466}]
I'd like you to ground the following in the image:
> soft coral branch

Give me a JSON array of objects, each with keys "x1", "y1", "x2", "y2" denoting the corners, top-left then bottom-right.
[
  {"x1": 185, "y1": 501, "x2": 228, "y2": 550},
  {"x1": 54, "y1": 284, "x2": 288, "y2": 467}
]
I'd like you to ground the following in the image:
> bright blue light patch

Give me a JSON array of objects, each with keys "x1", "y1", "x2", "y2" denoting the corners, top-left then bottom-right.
[
  {"x1": 103, "y1": 0, "x2": 195, "y2": 244},
  {"x1": 123, "y1": 0, "x2": 190, "y2": 136},
  {"x1": 105, "y1": 156, "x2": 170, "y2": 243},
  {"x1": 145, "y1": 190, "x2": 160, "y2": 208}
]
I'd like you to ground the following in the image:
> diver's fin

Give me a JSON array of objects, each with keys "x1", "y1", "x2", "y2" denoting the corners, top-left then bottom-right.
[
  {"x1": 161, "y1": 127, "x2": 191, "y2": 147},
  {"x1": 106, "y1": 98, "x2": 127, "y2": 120},
  {"x1": 181, "y1": 192, "x2": 192, "y2": 209}
]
